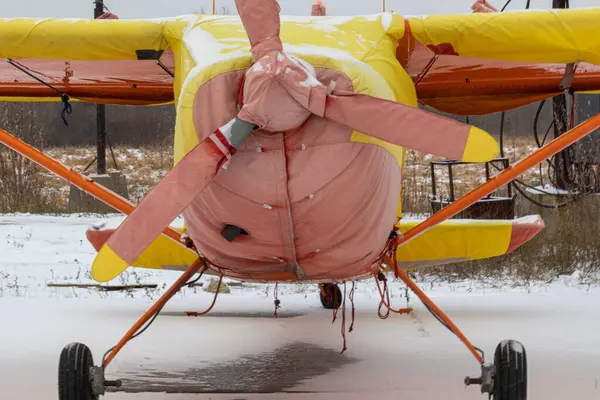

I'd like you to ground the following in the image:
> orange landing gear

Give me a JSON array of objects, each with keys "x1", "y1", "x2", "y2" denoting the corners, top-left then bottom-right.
[
  {"x1": 58, "y1": 259, "x2": 205, "y2": 400},
  {"x1": 391, "y1": 267, "x2": 528, "y2": 399}
]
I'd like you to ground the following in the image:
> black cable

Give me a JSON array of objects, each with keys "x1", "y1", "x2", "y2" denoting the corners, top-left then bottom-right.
[
  {"x1": 489, "y1": 160, "x2": 586, "y2": 208},
  {"x1": 533, "y1": 99, "x2": 546, "y2": 148},
  {"x1": 93, "y1": 1, "x2": 111, "y2": 14},
  {"x1": 511, "y1": 180, "x2": 577, "y2": 209},
  {"x1": 6, "y1": 58, "x2": 72, "y2": 126},
  {"x1": 184, "y1": 259, "x2": 209, "y2": 287},
  {"x1": 494, "y1": 110, "x2": 572, "y2": 206},
  {"x1": 501, "y1": 0, "x2": 512, "y2": 11},
  {"x1": 60, "y1": 94, "x2": 72, "y2": 126},
  {"x1": 422, "y1": 301, "x2": 485, "y2": 360},
  {"x1": 499, "y1": 112, "x2": 505, "y2": 158},
  {"x1": 155, "y1": 60, "x2": 175, "y2": 78},
  {"x1": 494, "y1": 42, "x2": 593, "y2": 207}
]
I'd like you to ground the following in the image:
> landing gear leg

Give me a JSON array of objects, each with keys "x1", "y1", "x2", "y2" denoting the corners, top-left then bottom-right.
[
  {"x1": 57, "y1": 258, "x2": 204, "y2": 399},
  {"x1": 393, "y1": 268, "x2": 527, "y2": 399}
]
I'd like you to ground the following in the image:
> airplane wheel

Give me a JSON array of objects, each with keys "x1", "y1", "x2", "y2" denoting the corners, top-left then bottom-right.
[
  {"x1": 493, "y1": 340, "x2": 527, "y2": 400},
  {"x1": 319, "y1": 283, "x2": 341, "y2": 309},
  {"x1": 58, "y1": 342, "x2": 98, "y2": 400}
]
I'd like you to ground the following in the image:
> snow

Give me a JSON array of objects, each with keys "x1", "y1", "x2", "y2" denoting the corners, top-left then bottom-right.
[
  {"x1": 526, "y1": 184, "x2": 573, "y2": 195},
  {"x1": 285, "y1": 54, "x2": 321, "y2": 88},
  {"x1": 288, "y1": 54, "x2": 317, "y2": 80},
  {"x1": 281, "y1": 16, "x2": 351, "y2": 25},
  {"x1": 178, "y1": 16, "x2": 250, "y2": 106},
  {"x1": 252, "y1": 62, "x2": 263, "y2": 72},
  {"x1": 283, "y1": 44, "x2": 354, "y2": 63},
  {"x1": 380, "y1": 12, "x2": 393, "y2": 32},
  {"x1": 183, "y1": 20, "x2": 248, "y2": 72},
  {"x1": 2, "y1": 214, "x2": 600, "y2": 399},
  {"x1": 299, "y1": 77, "x2": 320, "y2": 87},
  {"x1": 176, "y1": 13, "x2": 395, "y2": 109}
]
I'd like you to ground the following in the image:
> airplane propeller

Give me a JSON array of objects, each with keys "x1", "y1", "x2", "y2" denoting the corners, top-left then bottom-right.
[{"x1": 91, "y1": 0, "x2": 499, "y2": 282}]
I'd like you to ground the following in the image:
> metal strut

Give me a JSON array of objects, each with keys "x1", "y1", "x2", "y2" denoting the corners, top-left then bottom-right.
[
  {"x1": 102, "y1": 258, "x2": 205, "y2": 368},
  {"x1": 388, "y1": 112, "x2": 600, "y2": 365},
  {"x1": 394, "y1": 267, "x2": 484, "y2": 364}
]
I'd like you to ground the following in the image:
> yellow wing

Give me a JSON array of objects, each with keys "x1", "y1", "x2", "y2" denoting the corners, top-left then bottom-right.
[
  {"x1": 407, "y1": 8, "x2": 600, "y2": 65},
  {"x1": 393, "y1": 216, "x2": 544, "y2": 269},
  {"x1": 0, "y1": 18, "x2": 174, "y2": 104}
]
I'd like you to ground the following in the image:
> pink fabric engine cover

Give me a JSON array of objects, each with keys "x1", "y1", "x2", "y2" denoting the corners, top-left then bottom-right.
[{"x1": 187, "y1": 68, "x2": 400, "y2": 281}]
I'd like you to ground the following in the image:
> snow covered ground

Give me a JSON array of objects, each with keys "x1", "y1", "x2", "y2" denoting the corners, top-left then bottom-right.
[{"x1": 1, "y1": 214, "x2": 600, "y2": 399}]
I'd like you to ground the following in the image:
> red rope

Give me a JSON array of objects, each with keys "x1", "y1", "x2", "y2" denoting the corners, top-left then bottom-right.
[
  {"x1": 332, "y1": 284, "x2": 339, "y2": 324},
  {"x1": 377, "y1": 275, "x2": 391, "y2": 320},
  {"x1": 340, "y1": 282, "x2": 347, "y2": 354},
  {"x1": 376, "y1": 273, "x2": 413, "y2": 317},
  {"x1": 273, "y1": 283, "x2": 281, "y2": 318},
  {"x1": 349, "y1": 281, "x2": 356, "y2": 332},
  {"x1": 184, "y1": 275, "x2": 223, "y2": 317}
]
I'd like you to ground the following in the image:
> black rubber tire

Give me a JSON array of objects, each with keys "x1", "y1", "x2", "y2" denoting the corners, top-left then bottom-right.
[
  {"x1": 58, "y1": 342, "x2": 98, "y2": 400},
  {"x1": 319, "y1": 283, "x2": 342, "y2": 310},
  {"x1": 493, "y1": 340, "x2": 527, "y2": 400}
]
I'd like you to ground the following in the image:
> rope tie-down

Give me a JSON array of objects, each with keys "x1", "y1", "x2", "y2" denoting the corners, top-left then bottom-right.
[
  {"x1": 348, "y1": 281, "x2": 356, "y2": 332},
  {"x1": 375, "y1": 232, "x2": 413, "y2": 319},
  {"x1": 273, "y1": 283, "x2": 281, "y2": 317},
  {"x1": 375, "y1": 273, "x2": 413, "y2": 319},
  {"x1": 340, "y1": 282, "x2": 347, "y2": 354},
  {"x1": 6, "y1": 59, "x2": 73, "y2": 126}
]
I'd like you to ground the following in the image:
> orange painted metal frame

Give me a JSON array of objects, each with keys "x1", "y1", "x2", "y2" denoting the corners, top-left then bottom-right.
[
  {"x1": 0, "y1": 128, "x2": 196, "y2": 254},
  {"x1": 395, "y1": 268, "x2": 484, "y2": 364},
  {"x1": 103, "y1": 258, "x2": 205, "y2": 367},
  {"x1": 387, "y1": 113, "x2": 600, "y2": 365},
  {"x1": 1, "y1": 100, "x2": 599, "y2": 371},
  {"x1": 3, "y1": 34, "x2": 600, "y2": 114}
]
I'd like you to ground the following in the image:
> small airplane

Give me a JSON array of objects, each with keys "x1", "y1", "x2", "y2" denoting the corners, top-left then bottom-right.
[{"x1": 1, "y1": 0, "x2": 600, "y2": 398}]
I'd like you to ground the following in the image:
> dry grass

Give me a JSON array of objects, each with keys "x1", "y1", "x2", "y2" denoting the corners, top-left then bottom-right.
[
  {"x1": 3, "y1": 134, "x2": 600, "y2": 284},
  {"x1": 38, "y1": 144, "x2": 174, "y2": 210}
]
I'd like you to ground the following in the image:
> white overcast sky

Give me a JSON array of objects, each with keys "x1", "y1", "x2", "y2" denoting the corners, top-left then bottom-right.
[{"x1": 0, "y1": 0, "x2": 599, "y2": 19}]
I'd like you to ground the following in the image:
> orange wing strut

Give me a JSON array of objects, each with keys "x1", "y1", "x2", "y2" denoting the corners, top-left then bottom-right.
[
  {"x1": 396, "y1": 113, "x2": 600, "y2": 248},
  {"x1": 395, "y1": 268, "x2": 484, "y2": 364},
  {"x1": 103, "y1": 258, "x2": 205, "y2": 368},
  {"x1": 0, "y1": 128, "x2": 196, "y2": 253}
]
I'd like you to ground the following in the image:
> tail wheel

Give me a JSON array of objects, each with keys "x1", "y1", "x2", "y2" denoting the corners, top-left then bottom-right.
[
  {"x1": 319, "y1": 283, "x2": 342, "y2": 310},
  {"x1": 58, "y1": 342, "x2": 98, "y2": 400},
  {"x1": 493, "y1": 340, "x2": 527, "y2": 400}
]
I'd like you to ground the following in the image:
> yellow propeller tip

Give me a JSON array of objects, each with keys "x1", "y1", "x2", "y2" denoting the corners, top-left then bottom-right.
[
  {"x1": 91, "y1": 243, "x2": 129, "y2": 283},
  {"x1": 461, "y1": 126, "x2": 500, "y2": 162}
]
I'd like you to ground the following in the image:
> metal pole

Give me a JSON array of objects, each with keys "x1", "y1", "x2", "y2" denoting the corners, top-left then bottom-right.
[
  {"x1": 552, "y1": 0, "x2": 569, "y2": 189},
  {"x1": 94, "y1": 1, "x2": 107, "y2": 175},
  {"x1": 383, "y1": 0, "x2": 386, "y2": 12},
  {"x1": 212, "y1": 0, "x2": 216, "y2": 15}
]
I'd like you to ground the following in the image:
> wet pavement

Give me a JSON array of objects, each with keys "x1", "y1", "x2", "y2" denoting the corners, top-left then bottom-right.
[{"x1": 113, "y1": 342, "x2": 357, "y2": 394}]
